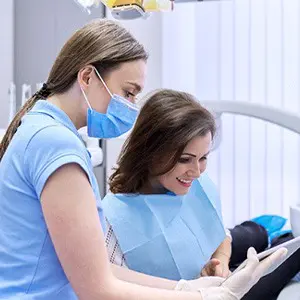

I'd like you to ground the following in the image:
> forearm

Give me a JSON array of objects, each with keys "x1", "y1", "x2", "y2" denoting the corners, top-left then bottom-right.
[
  {"x1": 212, "y1": 237, "x2": 232, "y2": 263},
  {"x1": 111, "y1": 263, "x2": 177, "y2": 290},
  {"x1": 104, "y1": 277, "x2": 203, "y2": 300}
]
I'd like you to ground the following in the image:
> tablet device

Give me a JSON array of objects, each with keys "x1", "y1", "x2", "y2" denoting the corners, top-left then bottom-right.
[{"x1": 223, "y1": 236, "x2": 300, "y2": 283}]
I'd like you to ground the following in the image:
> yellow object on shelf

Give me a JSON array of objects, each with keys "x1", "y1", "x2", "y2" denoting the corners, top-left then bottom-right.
[
  {"x1": 143, "y1": 0, "x2": 158, "y2": 10},
  {"x1": 143, "y1": 0, "x2": 172, "y2": 11},
  {"x1": 104, "y1": 0, "x2": 143, "y2": 8},
  {"x1": 102, "y1": 0, "x2": 172, "y2": 11}
]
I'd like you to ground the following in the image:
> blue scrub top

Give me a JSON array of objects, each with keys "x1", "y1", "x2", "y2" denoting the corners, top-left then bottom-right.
[{"x1": 0, "y1": 100, "x2": 105, "y2": 299}]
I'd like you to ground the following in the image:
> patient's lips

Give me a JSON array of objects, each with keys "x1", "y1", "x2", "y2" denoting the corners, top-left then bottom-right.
[{"x1": 176, "y1": 177, "x2": 193, "y2": 188}]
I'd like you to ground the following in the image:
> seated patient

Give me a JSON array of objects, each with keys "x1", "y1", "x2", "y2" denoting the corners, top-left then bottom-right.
[{"x1": 102, "y1": 89, "x2": 300, "y2": 300}]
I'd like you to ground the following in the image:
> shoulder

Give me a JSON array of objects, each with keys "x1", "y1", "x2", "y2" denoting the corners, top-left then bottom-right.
[
  {"x1": 190, "y1": 173, "x2": 221, "y2": 207},
  {"x1": 195, "y1": 173, "x2": 223, "y2": 217},
  {"x1": 102, "y1": 193, "x2": 118, "y2": 205},
  {"x1": 102, "y1": 193, "x2": 144, "y2": 213},
  {"x1": 102, "y1": 193, "x2": 142, "y2": 225},
  {"x1": 195, "y1": 173, "x2": 219, "y2": 197},
  {"x1": 197, "y1": 172, "x2": 217, "y2": 189},
  {"x1": 25, "y1": 124, "x2": 85, "y2": 154},
  {"x1": 102, "y1": 193, "x2": 125, "y2": 216},
  {"x1": 23, "y1": 124, "x2": 89, "y2": 170},
  {"x1": 23, "y1": 125, "x2": 91, "y2": 198}
]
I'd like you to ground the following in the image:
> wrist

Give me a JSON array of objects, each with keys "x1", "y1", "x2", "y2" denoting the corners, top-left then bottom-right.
[
  {"x1": 175, "y1": 279, "x2": 192, "y2": 291},
  {"x1": 199, "y1": 287, "x2": 237, "y2": 300},
  {"x1": 213, "y1": 251, "x2": 231, "y2": 263}
]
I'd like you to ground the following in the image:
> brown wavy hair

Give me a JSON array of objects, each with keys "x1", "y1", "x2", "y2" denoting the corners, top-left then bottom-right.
[
  {"x1": 0, "y1": 19, "x2": 148, "y2": 161},
  {"x1": 109, "y1": 89, "x2": 216, "y2": 194}
]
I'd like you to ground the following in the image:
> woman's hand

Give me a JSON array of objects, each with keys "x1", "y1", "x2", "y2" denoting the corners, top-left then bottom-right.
[
  {"x1": 202, "y1": 236, "x2": 232, "y2": 278},
  {"x1": 201, "y1": 258, "x2": 231, "y2": 278},
  {"x1": 198, "y1": 247, "x2": 287, "y2": 300}
]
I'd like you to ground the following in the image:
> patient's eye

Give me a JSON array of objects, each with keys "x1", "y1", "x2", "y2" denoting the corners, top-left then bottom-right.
[{"x1": 178, "y1": 157, "x2": 190, "y2": 164}]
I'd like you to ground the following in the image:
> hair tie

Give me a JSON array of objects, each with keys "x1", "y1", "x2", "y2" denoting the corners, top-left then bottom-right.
[
  {"x1": 42, "y1": 83, "x2": 48, "y2": 90},
  {"x1": 35, "y1": 82, "x2": 51, "y2": 99}
]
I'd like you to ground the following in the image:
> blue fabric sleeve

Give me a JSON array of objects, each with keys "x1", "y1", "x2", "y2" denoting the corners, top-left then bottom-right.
[{"x1": 24, "y1": 125, "x2": 90, "y2": 198}]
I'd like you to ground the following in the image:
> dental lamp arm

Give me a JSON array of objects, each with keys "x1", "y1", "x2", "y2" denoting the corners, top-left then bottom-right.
[
  {"x1": 201, "y1": 100, "x2": 300, "y2": 135},
  {"x1": 201, "y1": 100, "x2": 300, "y2": 208}
]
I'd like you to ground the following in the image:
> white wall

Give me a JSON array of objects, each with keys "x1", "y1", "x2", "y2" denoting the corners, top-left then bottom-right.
[
  {"x1": 14, "y1": 0, "x2": 105, "y2": 108},
  {"x1": 105, "y1": 11, "x2": 163, "y2": 190},
  {"x1": 0, "y1": 0, "x2": 105, "y2": 127},
  {"x1": 0, "y1": 0, "x2": 14, "y2": 128},
  {"x1": 162, "y1": 0, "x2": 300, "y2": 227}
]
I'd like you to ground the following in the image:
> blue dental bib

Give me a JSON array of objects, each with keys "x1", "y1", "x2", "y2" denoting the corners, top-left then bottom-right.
[{"x1": 102, "y1": 173, "x2": 226, "y2": 280}]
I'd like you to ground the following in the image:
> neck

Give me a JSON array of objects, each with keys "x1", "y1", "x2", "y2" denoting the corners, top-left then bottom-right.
[
  {"x1": 140, "y1": 179, "x2": 168, "y2": 195},
  {"x1": 47, "y1": 86, "x2": 87, "y2": 129}
]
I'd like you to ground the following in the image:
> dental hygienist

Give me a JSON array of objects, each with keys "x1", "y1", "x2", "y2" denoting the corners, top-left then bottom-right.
[{"x1": 0, "y1": 19, "x2": 286, "y2": 300}]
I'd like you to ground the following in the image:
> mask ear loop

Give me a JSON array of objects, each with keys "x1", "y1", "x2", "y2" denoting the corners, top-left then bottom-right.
[
  {"x1": 93, "y1": 67, "x2": 113, "y2": 98},
  {"x1": 93, "y1": 66, "x2": 139, "y2": 111},
  {"x1": 80, "y1": 86, "x2": 92, "y2": 109}
]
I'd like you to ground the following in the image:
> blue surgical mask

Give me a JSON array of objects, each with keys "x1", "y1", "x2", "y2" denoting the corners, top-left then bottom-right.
[{"x1": 81, "y1": 68, "x2": 139, "y2": 139}]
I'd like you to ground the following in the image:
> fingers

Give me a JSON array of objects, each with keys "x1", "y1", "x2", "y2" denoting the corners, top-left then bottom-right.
[
  {"x1": 201, "y1": 268, "x2": 209, "y2": 277},
  {"x1": 207, "y1": 258, "x2": 221, "y2": 276},
  {"x1": 210, "y1": 259, "x2": 221, "y2": 268},
  {"x1": 243, "y1": 247, "x2": 288, "y2": 280},
  {"x1": 244, "y1": 247, "x2": 259, "y2": 272},
  {"x1": 215, "y1": 263, "x2": 231, "y2": 278},
  {"x1": 202, "y1": 259, "x2": 221, "y2": 276},
  {"x1": 254, "y1": 248, "x2": 287, "y2": 278},
  {"x1": 217, "y1": 249, "x2": 287, "y2": 300},
  {"x1": 221, "y1": 266, "x2": 231, "y2": 278},
  {"x1": 214, "y1": 264, "x2": 224, "y2": 277}
]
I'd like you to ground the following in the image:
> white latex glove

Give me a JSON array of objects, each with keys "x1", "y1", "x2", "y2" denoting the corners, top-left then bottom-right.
[
  {"x1": 175, "y1": 276, "x2": 225, "y2": 291},
  {"x1": 199, "y1": 247, "x2": 287, "y2": 300}
]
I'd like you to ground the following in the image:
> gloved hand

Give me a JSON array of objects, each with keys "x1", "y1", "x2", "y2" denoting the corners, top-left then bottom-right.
[
  {"x1": 199, "y1": 247, "x2": 287, "y2": 300},
  {"x1": 175, "y1": 276, "x2": 225, "y2": 291},
  {"x1": 176, "y1": 247, "x2": 287, "y2": 299}
]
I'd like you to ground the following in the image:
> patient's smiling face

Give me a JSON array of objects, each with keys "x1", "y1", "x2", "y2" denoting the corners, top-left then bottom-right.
[{"x1": 156, "y1": 132, "x2": 212, "y2": 195}]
